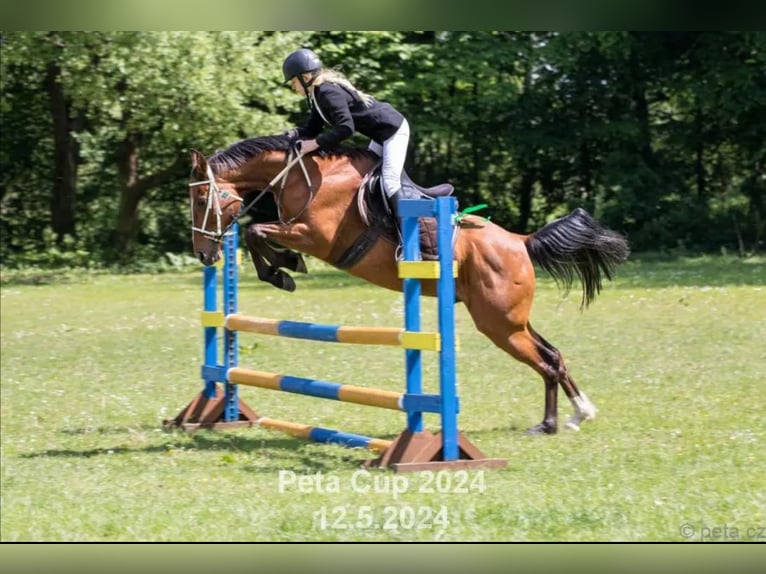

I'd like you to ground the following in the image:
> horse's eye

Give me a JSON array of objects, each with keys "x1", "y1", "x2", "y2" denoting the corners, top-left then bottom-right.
[{"x1": 196, "y1": 198, "x2": 207, "y2": 207}]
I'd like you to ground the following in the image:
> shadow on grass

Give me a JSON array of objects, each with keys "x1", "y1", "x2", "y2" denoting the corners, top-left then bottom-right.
[
  {"x1": 59, "y1": 424, "x2": 160, "y2": 436},
  {"x1": 18, "y1": 422, "x2": 538, "y2": 473},
  {"x1": 19, "y1": 425, "x2": 400, "y2": 473},
  {"x1": 27, "y1": 423, "x2": 536, "y2": 473},
  {"x1": 21, "y1": 424, "x2": 550, "y2": 472}
]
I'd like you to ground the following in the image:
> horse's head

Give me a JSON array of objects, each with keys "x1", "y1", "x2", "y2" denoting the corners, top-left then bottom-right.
[{"x1": 188, "y1": 150, "x2": 244, "y2": 265}]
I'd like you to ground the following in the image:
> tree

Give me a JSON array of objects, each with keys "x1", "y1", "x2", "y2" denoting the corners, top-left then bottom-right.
[
  {"x1": 1, "y1": 31, "x2": 310, "y2": 263},
  {"x1": 2, "y1": 31, "x2": 764, "y2": 266}
]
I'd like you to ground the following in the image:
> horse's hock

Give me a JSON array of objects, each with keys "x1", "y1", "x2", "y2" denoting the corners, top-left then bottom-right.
[{"x1": 166, "y1": 197, "x2": 508, "y2": 473}]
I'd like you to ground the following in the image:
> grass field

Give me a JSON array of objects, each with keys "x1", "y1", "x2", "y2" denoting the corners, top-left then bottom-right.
[{"x1": 1, "y1": 255, "x2": 764, "y2": 541}]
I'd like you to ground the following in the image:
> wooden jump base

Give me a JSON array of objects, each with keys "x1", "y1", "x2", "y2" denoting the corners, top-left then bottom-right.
[{"x1": 166, "y1": 197, "x2": 507, "y2": 472}]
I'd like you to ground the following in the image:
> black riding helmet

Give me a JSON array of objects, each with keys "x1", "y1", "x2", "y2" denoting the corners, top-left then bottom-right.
[{"x1": 282, "y1": 48, "x2": 323, "y2": 89}]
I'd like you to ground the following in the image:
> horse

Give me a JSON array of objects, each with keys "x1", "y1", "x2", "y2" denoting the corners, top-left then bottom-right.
[{"x1": 188, "y1": 133, "x2": 630, "y2": 435}]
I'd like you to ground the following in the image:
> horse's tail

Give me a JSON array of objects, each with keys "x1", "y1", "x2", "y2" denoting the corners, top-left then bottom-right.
[{"x1": 525, "y1": 208, "x2": 630, "y2": 308}]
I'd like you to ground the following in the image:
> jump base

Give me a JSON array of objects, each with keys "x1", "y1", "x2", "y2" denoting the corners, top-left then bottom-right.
[
  {"x1": 365, "y1": 429, "x2": 508, "y2": 473},
  {"x1": 163, "y1": 387, "x2": 258, "y2": 431}
]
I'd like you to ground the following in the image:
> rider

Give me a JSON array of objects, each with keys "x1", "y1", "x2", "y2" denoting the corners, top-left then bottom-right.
[{"x1": 281, "y1": 48, "x2": 414, "y2": 219}]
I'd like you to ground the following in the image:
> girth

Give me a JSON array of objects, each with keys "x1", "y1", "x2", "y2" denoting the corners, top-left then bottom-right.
[{"x1": 330, "y1": 226, "x2": 389, "y2": 269}]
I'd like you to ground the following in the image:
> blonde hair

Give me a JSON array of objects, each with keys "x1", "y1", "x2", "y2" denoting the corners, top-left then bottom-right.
[{"x1": 310, "y1": 68, "x2": 374, "y2": 108}]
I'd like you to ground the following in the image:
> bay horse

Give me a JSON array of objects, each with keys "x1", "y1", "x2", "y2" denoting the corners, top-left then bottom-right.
[{"x1": 188, "y1": 134, "x2": 629, "y2": 435}]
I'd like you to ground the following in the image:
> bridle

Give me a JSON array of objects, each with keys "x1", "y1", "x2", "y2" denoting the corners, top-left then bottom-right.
[
  {"x1": 188, "y1": 163, "x2": 242, "y2": 242},
  {"x1": 188, "y1": 147, "x2": 313, "y2": 244}
]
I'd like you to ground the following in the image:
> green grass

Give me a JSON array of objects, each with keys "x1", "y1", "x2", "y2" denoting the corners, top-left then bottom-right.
[{"x1": 1, "y1": 256, "x2": 764, "y2": 541}]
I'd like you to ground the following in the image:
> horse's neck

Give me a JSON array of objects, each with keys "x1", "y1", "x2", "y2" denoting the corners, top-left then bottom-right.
[
  {"x1": 232, "y1": 152, "x2": 375, "y2": 224},
  {"x1": 232, "y1": 155, "x2": 282, "y2": 191}
]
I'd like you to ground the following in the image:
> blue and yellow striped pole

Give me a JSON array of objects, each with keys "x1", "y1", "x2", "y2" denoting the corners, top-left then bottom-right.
[
  {"x1": 226, "y1": 315, "x2": 401, "y2": 346},
  {"x1": 225, "y1": 315, "x2": 441, "y2": 351},
  {"x1": 228, "y1": 368, "x2": 403, "y2": 411},
  {"x1": 257, "y1": 418, "x2": 392, "y2": 452}
]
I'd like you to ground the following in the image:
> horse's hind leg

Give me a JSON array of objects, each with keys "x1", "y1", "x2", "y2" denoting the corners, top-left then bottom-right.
[
  {"x1": 468, "y1": 310, "x2": 595, "y2": 434},
  {"x1": 528, "y1": 324, "x2": 597, "y2": 431},
  {"x1": 506, "y1": 328, "x2": 562, "y2": 435},
  {"x1": 561, "y1": 370, "x2": 597, "y2": 431},
  {"x1": 469, "y1": 316, "x2": 561, "y2": 434}
]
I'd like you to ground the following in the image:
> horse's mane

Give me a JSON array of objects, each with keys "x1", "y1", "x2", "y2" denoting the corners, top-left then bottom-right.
[{"x1": 208, "y1": 133, "x2": 377, "y2": 173}]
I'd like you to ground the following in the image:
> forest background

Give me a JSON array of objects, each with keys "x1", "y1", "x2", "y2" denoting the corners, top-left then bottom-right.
[{"x1": 1, "y1": 31, "x2": 764, "y2": 269}]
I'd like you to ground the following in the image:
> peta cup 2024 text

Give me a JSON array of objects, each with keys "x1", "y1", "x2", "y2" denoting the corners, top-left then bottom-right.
[{"x1": 278, "y1": 469, "x2": 487, "y2": 500}]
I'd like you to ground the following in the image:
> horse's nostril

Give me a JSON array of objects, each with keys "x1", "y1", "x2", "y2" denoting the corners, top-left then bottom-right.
[{"x1": 197, "y1": 252, "x2": 206, "y2": 263}]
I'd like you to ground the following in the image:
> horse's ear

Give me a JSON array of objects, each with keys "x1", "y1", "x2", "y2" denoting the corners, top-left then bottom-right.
[{"x1": 190, "y1": 149, "x2": 207, "y2": 173}]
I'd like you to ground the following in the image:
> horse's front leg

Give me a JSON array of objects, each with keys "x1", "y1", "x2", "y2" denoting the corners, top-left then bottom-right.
[
  {"x1": 246, "y1": 222, "x2": 318, "y2": 255},
  {"x1": 258, "y1": 239, "x2": 308, "y2": 274},
  {"x1": 244, "y1": 223, "x2": 318, "y2": 292},
  {"x1": 244, "y1": 228, "x2": 297, "y2": 292}
]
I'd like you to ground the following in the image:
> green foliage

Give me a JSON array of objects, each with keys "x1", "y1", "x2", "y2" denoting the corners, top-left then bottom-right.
[{"x1": 1, "y1": 31, "x2": 764, "y2": 268}]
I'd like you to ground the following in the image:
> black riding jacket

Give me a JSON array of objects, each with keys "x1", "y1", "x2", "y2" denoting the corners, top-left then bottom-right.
[{"x1": 295, "y1": 82, "x2": 405, "y2": 149}]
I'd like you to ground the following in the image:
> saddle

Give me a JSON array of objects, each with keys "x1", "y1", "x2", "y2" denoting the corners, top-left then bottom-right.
[
  {"x1": 339, "y1": 164, "x2": 456, "y2": 267},
  {"x1": 399, "y1": 170, "x2": 455, "y2": 200}
]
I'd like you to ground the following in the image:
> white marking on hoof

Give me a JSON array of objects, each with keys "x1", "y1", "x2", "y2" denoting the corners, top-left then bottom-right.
[
  {"x1": 566, "y1": 393, "x2": 597, "y2": 430},
  {"x1": 578, "y1": 393, "x2": 597, "y2": 420},
  {"x1": 565, "y1": 420, "x2": 581, "y2": 431}
]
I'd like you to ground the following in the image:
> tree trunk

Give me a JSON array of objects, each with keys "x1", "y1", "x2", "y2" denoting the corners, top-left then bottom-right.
[
  {"x1": 629, "y1": 37, "x2": 656, "y2": 169},
  {"x1": 44, "y1": 58, "x2": 77, "y2": 243},
  {"x1": 695, "y1": 108, "x2": 706, "y2": 198},
  {"x1": 578, "y1": 140, "x2": 593, "y2": 202},
  {"x1": 517, "y1": 170, "x2": 534, "y2": 233},
  {"x1": 115, "y1": 136, "x2": 140, "y2": 261},
  {"x1": 744, "y1": 160, "x2": 764, "y2": 252},
  {"x1": 115, "y1": 135, "x2": 185, "y2": 262},
  {"x1": 517, "y1": 60, "x2": 536, "y2": 232}
]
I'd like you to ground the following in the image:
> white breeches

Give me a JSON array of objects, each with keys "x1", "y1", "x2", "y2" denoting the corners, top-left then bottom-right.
[{"x1": 367, "y1": 118, "x2": 410, "y2": 198}]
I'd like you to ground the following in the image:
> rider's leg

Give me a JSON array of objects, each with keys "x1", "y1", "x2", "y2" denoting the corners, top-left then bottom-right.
[{"x1": 379, "y1": 119, "x2": 411, "y2": 218}]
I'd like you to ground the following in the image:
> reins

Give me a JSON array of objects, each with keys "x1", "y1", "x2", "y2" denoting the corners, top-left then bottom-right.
[{"x1": 276, "y1": 147, "x2": 315, "y2": 225}]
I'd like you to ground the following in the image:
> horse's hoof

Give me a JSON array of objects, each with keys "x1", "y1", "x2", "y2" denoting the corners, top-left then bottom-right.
[
  {"x1": 279, "y1": 276, "x2": 297, "y2": 292},
  {"x1": 524, "y1": 423, "x2": 557, "y2": 436},
  {"x1": 565, "y1": 419, "x2": 581, "y2": 431},
  {"x1": 269, "y1": 271, "x2": 296, "y2": 292},
  {"x1": 291, "y1": 254, "x2": 308, "y2": 274}
]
